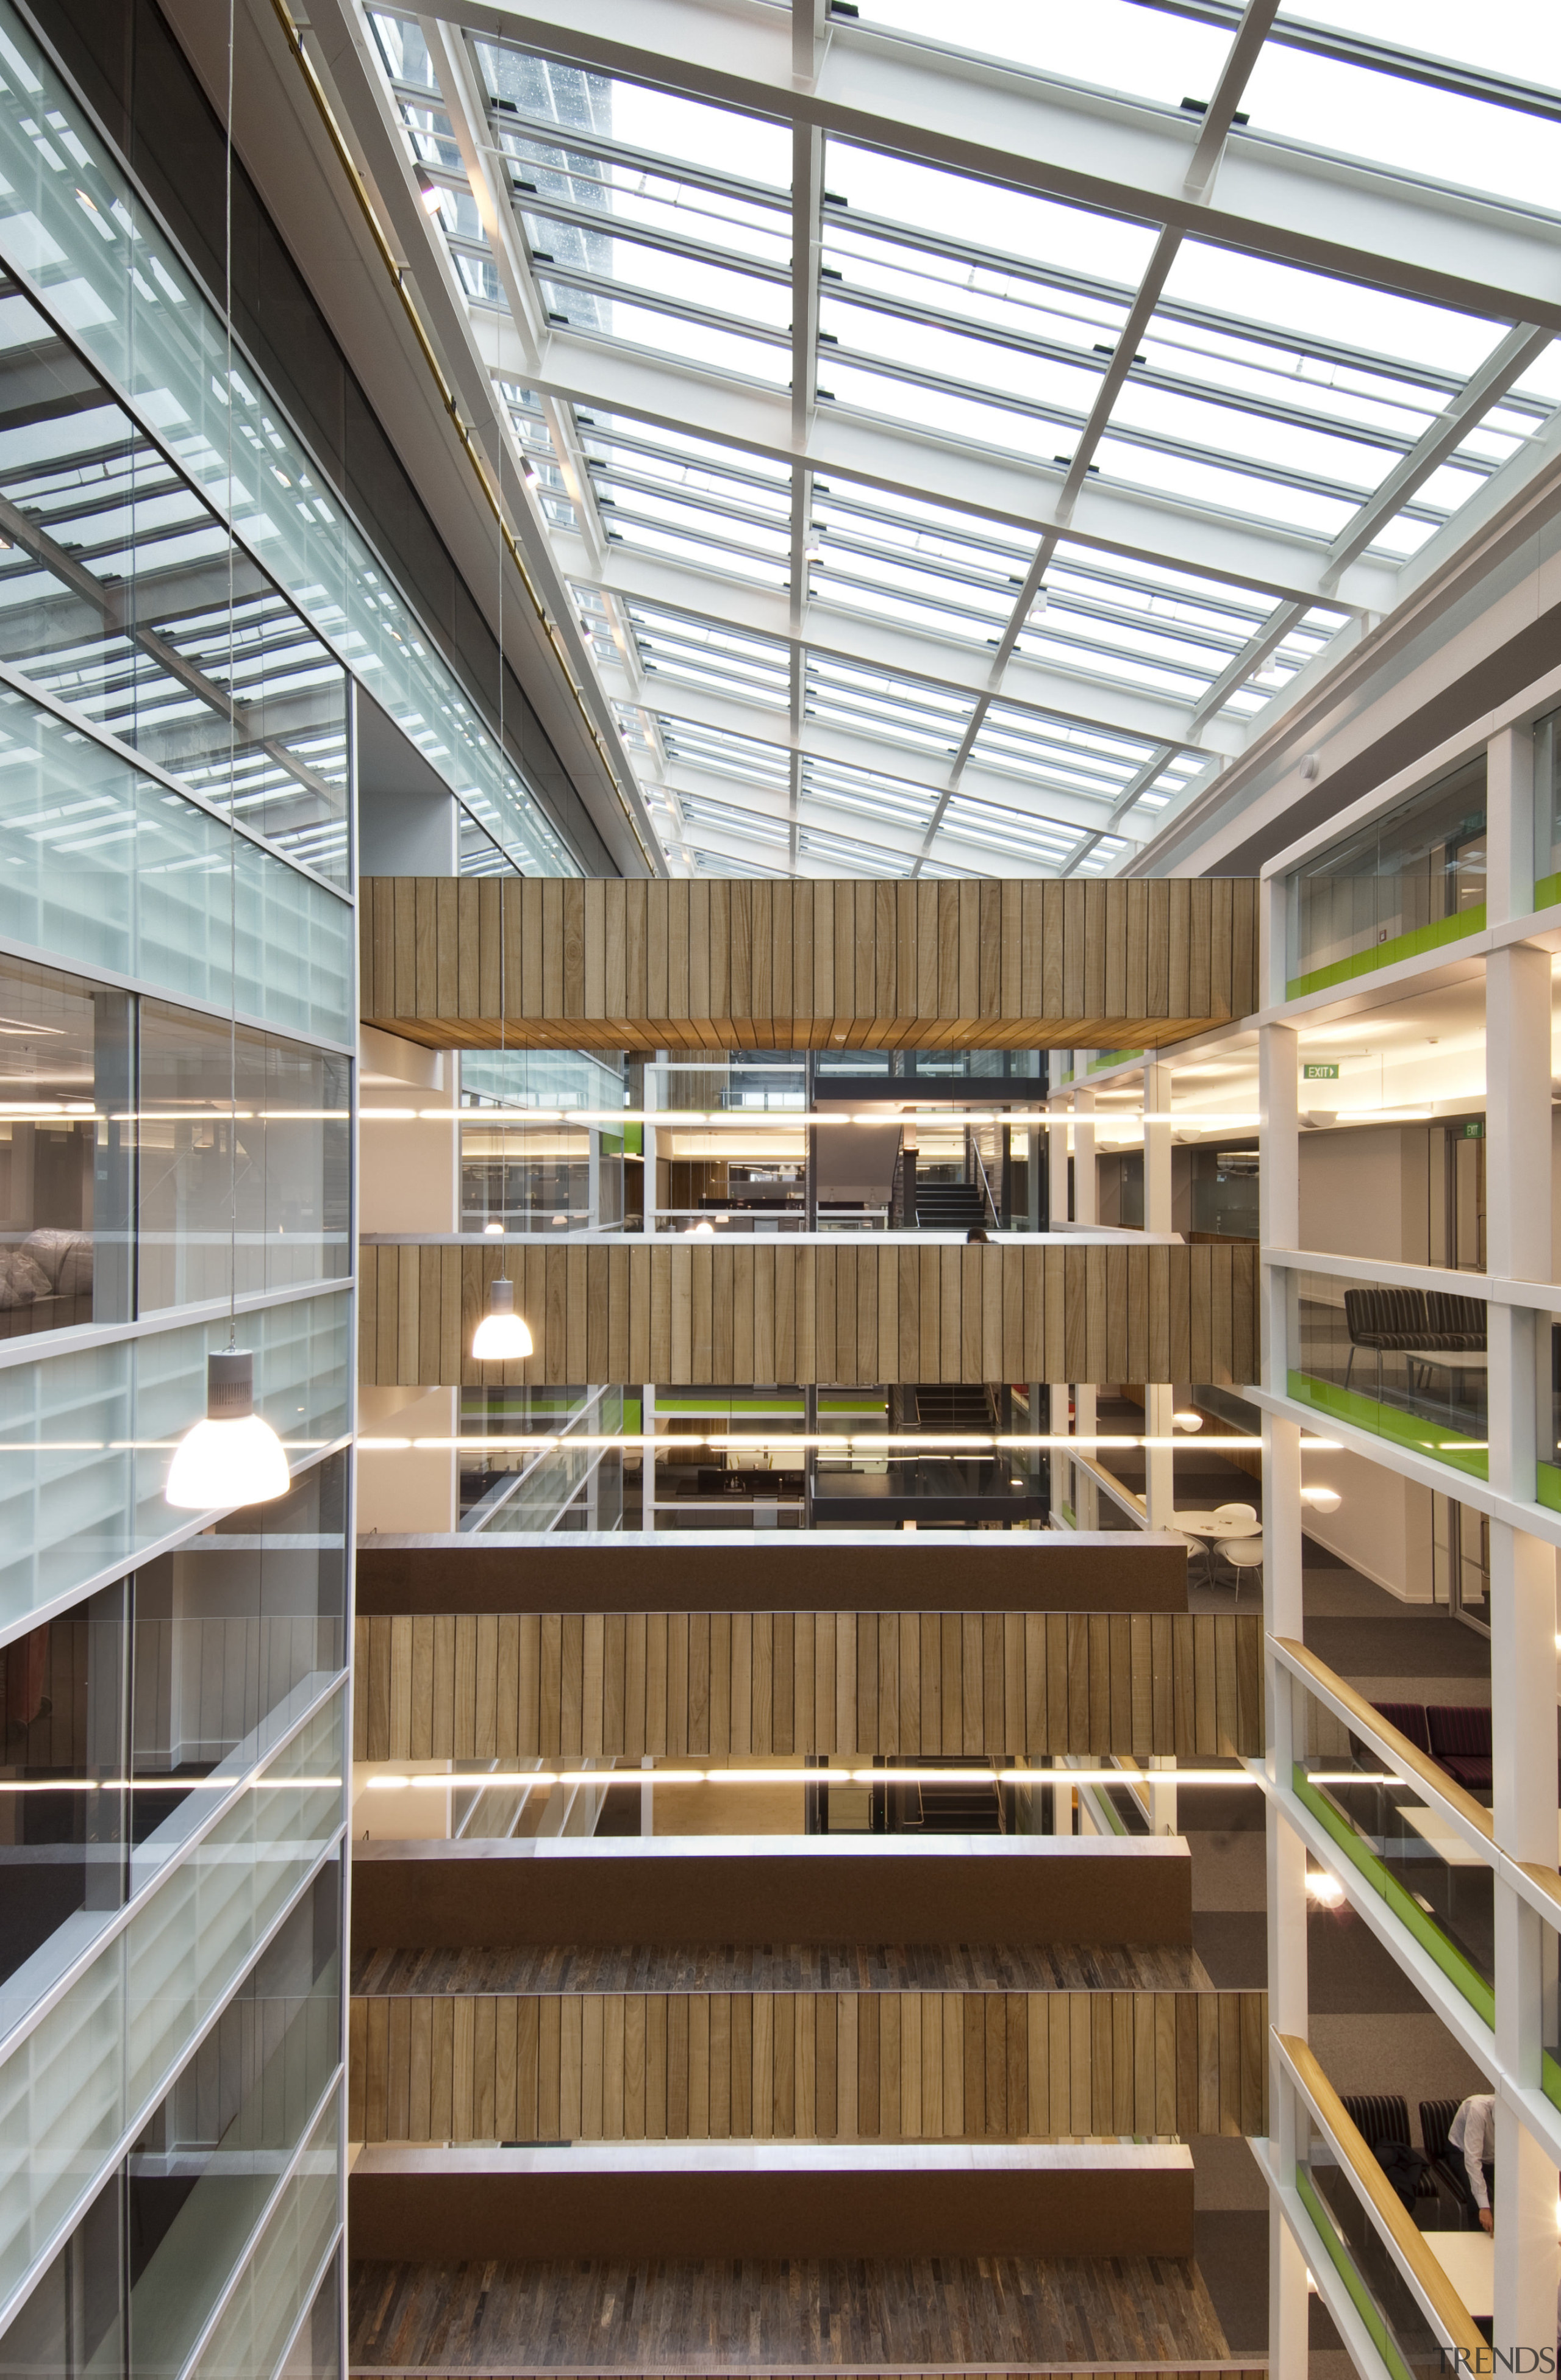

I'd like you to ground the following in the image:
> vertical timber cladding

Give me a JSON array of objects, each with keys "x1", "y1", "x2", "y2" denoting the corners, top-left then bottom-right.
[
  {"x1": 348, "y1": 1984, "x2": 1270, "y2": 2144},
  {"x1": 359, "y1": 876, "x2": 1261, "y2": 1050},
  {"x1": 352, "y1": 1610, "x2": 1265, "y2": 1761},
  {"x1": 356, "y1": 1238, "x2": 1259, "y2": 1389}
]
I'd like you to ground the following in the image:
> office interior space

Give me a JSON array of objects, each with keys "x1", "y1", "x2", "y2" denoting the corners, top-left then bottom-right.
[{"x1": 1, "y1": 4, "x2": 1559, "y2": 2380}]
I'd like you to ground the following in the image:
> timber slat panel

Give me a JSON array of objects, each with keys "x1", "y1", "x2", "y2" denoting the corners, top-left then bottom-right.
[
  {"x1": 349, "y1": 1986, "x2": 1268, "y2": 2143},
  {"x1": 353, "y1": 1610, "x2": 1263, "y2": 1761},
  {"x1": 358, "y1": 1238, "x2": 1259, "y2": 1388},
  {"x1": 360, "y1": 876, "x2": 1261, "y2": 1051}
]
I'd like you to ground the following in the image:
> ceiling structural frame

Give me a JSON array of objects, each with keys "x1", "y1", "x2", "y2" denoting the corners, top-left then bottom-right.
[{"x1": 319, "y1": 0, "x2": 1561, "y2": 884}]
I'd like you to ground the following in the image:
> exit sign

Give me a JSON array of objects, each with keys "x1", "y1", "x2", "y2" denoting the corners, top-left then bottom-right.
[
  {"x1": 1463, "y1": 1121, "x2": 1484, "y2": 1139},
  {"x1": 1302, "y1": 1063, "x2": 1339, "y2": 1080}
]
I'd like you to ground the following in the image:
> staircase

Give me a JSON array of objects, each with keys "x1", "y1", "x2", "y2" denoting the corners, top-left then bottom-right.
[
  {"x1": 910, "y1": 1382, "x2": 998, "y2": 1432},
  {"x1": 913, "y1": 1170, "x2": 988, "y2": 1230}
]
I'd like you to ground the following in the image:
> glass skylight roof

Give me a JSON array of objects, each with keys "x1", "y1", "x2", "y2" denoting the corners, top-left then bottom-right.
[{"x1": 360, "y1": 0, "x2": 1561, "y2": 884}]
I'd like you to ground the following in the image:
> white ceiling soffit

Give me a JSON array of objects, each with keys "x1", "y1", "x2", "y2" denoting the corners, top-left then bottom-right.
[{"x1": 317, "y1": 0, "x2": 1561, "y2": 880}]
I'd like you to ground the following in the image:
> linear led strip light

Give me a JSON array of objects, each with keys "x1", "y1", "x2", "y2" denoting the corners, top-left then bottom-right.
[
  {"x1": 354, "y1": 1432, "x2": 1343, "y2": 1453},
  {"x1": 363, "y1": 1766, "x2": 1265, "y2": 1791}
]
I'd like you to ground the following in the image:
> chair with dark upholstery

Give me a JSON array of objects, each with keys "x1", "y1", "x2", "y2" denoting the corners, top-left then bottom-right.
[
  {"x1": 1425, "y1": 1704, "x2": 1492, "y2": 1791},
  {"x1": 1371, "y1": 1702, "x2": 1432, "y2": 1757},
  {"x1": 1423, "y1": 1291, "x2": 1488, "y2": 1351},
  {"x1": 1343, "y1": 1288, "x2": 1432, "y2": 1393},
  {"x1": 1421, "y1": 2097, "x2": 1484, "y2": 2229},
  {"x1": 1340, "y1": 2093, "x2": 1438, "y2": 2211}
]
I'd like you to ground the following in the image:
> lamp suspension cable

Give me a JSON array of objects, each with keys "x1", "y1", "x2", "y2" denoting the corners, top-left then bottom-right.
[
  {"x1": 473, "y1": 304, "x2": 531, "y2": 1364},
  {"x1": 168, "y1": 0, "x2": 288, "y2": 1509}
]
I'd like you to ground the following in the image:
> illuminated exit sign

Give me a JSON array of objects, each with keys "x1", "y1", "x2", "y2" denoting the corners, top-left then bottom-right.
[{"x1": 1302, "y1": 1063, "x2": 1340, "y2": 1080}]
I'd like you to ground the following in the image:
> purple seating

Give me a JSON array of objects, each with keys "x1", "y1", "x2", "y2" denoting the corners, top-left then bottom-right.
[
  {"x1": 1371, "y1": 1702, "x2": 1432, "y2": 1756},
  {"x1": 1425, "y1": 1704, "x2": 1492, "y2": 1791}
]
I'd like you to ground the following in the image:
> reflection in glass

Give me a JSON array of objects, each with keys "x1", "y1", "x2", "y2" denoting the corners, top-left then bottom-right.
[
  {"x1": 0, "y1": 2167, "x2": 124, "y2": 2380},
  {"x1": 1298, "y1": 2107, "x2": 1445, "y2": 2380},
  {"x1": 130, "y1": 1457, "x2": 347, "y2": 1872},
  {"x1": 0, "y1": 954, "x2": 131, "y2": 1339},
  {"x1": 136, "y1": 1007, "x2": 350, "y2": 1313},
  {"x1": 1288, "y1": 1267, "x2": 1487, "y2": 1478},
  {"x1": 126, "y1": 1860, "x2": 340, "y2": 2380},
  {"x1": 0, "y1": 1583, "x2": 126, "y2": 1999},
  {"x1": 1287, "y1": 758, "x2": 1487, "y2": 995}
]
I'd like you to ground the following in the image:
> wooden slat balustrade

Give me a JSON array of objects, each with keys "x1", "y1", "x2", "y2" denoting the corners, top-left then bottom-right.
[
  {"x1": 348, "y1": 1984, "x2": 1268, "y2": 2143},
  {"x1": 357, "y1": 1236, "x2": 1259, "y2": 1388},
  {"x1": 352, "y1": 1608, "x2": 1263, "y2": 1762},
  {"x1": 360, "y1": 875, "x2": 1260, "y2": 1052}
]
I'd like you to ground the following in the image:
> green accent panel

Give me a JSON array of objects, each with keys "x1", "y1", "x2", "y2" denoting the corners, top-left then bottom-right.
[
  {"x1": 622, "y1": 1399, "x2": 641, "y2": 1435},
  {"x1": 623, "y1": 1122, "x2": 643, "y2": 1156},
  {"x1": 1544, "y1": 2049, "x2": 1561, "y2": 2113},
  {"x1": 657, "y1": 1395, "x2": 806, "y2": 1415},
  {"x1": 1286, "y1": 903, "x2": 1486, "y2": 1000},
  {"x1": 1295, "y1": 2165, "x2": 1417, "y2": 2380},
  {"x1": 1286, "y1": 1371, "x2": 1488, "y2": 1482},
  {"x1": 1088, "y1": 1048, "x2": 1143, "y2": 1074},
  {"x1": 1293, "y1": 1769, "x2": 1495, "y2": 2027},
  {"x1": 1534, "y1": 871, "x2": 1561, "y2": 916},
  {"x1": 1538, "y1": 1462, "x2": 1561, "y2": 1514},
  {"x1": 601, "y1": 1131, "x2": 624, "y2": 1156},
  {"x1": 1058, "y1": 1502, "x2": 1077, "y2": 1528}
]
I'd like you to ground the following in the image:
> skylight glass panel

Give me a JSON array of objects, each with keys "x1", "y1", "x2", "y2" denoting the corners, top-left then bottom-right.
[
  {"x1": 469, "y1": 43, "x2": 793, "y2": 381},
  {"x1": 968, "y1": 703, "x2": 1163, "y2": 804},
  {"x1": 677, "y1": 790, "x2": 790, "y2": 845},
  {"x1": 1238, "y1": 45, "x2": 1561, "y2": 217},
  {"x1": 1159, "y1": 244, "x2": 1502, "y2": 385},
  {"x1": 1274, "y1": 0, "x2": 1561, "y2": 88},
  {"x1": 580, "y1": 418, "x2": 790, "y2": 587},
  {"x1": 656, "y1": 715, "x2": 791, "y2": 790},
  {"x1": 693, "y1": 847, "x2": 788, "y2": 878},
  {"x1": 848, "y1": 1, "x2": 1234, "y2": 116},
  {"x1": 935, "y1": 793, "x2": 1083, "y2": 867},
  {"x1": 1123, "y1": 753, "x2": 1207, "y2": 820},
  {"x1": 806, "y1": 481, "x2": 1029, "y2": 645},
  {"x1": 626, "y1": 603, "x2": 789, "y2": 708},
  {"x1": 803, "y1": 654, "x2": 974, "y2": 754},
  {"x1": 798, "y1": 755, "x2": 939, "y2": 835},
  {"x1": 1212, "y1": 603, "x2": 1351, "y2": 719},
  {"x1": 798, "y1": 824, "x2": 913, "y2": 874}
]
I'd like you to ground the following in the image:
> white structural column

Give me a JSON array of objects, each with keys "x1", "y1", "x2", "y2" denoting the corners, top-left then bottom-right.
[
  {"x1": 1072, "y1": 1072, "x2": 1098, "y2": 1224},
  {"x1": 1259, "y1": 1011, "x2": 1310, "y2": 2378},
  {"x1": 1484, "y1": 927, "x2": 1559, "y2": 2360},
  {"x1": 1143, "y1": 1059, "x2": 1175, "y2": 1530}
]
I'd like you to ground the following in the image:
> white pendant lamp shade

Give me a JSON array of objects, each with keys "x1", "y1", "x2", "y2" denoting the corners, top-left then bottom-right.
[
  {"x1": 166, "y1": 1349, "x2": 291, "y2": 1510},
  {"x1": 472, "y1": 1275, "x2": 534, "y2": 1361}
]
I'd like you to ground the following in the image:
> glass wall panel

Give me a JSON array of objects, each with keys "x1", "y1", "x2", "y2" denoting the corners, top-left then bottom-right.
[
  {"x1": 1287, "y1": 1267, "x2": 1488, "y2": 1482},
  {"x1": 187, "y1": 2095, "x2": 338, "y2": 2380},
  {"x1": 126, "y1": 1858, "x2": 339, "y2": 2380},
  {"x1": 0, "y1": 954, "x2": 131, "y2": 1339},
  {"x1": 0, "y1": 1581, "x2": 126, "y2": 2004},
  {"x1": 0, "y1": 1291, "x2": 350, "y2": 1639},
  {"x1": 1536, "y1": 704, "x2": 1561, "y2": 911},
  {"x1": 0, "y1": 1687, "x2": 342, "y2": 2327},
  {"x1": 0, "y1": 697, "x2": 352, "y2": 1046},
  {"x1": 136, "y1": 1008, "x2": 349, "y2": 1313},
  {"x1": 0, "y1": 267, "x2": 349, "y2": 886},
  {"x1": 0, "y1": 2165, "x2": 124, "y2": 2380},
  {"x1": 1298, "y1": 2104, "x2": 1446, "y2": 2380},
  {"x1": 130, "y1": 1456, "x2": 347, "y2": 1881},
  {"x1": 274, "y1": 2253, "x2": 339, "y2": 2380},
  {"x1": 1289, "y1": 1666, "x2": 1494, "y2": 2026},
  {"x1": 1285, "y1": 758, "x2": 1487, "y2": 998},
  {"x1": 0, "y1": 2, "x2": 576, "y2": 880}
]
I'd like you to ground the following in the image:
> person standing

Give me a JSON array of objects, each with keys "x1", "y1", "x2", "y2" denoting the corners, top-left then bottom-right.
[{"x1": 1448, "y1": 2091, "x2": 1496, "y2": 2231}]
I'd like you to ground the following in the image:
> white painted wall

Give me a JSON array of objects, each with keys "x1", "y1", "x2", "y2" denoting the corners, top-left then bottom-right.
[
  {"x1": 359, "y1": 1027, "x2": 459, "y2": 1234},
  {"x1": 357, "y1": 1383, "x2": 459, "y2": 1533},
  {"x1": 1299, "y1": 1124, "x2": 1429, "y2": 1263},
  {"x1": 1299, "y1": 1447, "x2": 1436, "y2": 1600}
]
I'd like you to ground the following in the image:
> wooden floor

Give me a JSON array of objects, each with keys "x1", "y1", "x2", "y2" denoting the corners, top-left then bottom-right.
[
  {"x1": 348, "y1": 2254, "x2": 1232, "y2": 2371},
  {"x1": 351, "y1": 1943, "x2": 1210, "y2": 1997}
]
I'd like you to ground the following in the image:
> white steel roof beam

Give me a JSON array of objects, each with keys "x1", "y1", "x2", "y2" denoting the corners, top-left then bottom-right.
[
  {"x1": 509, "y1": 342, "x2": 1400, "y2": 614},
  {"x1": 427, "y1": 0, "x2": 1561, "y2": 332}
]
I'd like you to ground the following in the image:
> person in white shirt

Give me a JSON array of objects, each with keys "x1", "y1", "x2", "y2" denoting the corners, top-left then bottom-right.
[{"x1": 1448, "y1": 2092, "x2": 1496, "y2": 2232}]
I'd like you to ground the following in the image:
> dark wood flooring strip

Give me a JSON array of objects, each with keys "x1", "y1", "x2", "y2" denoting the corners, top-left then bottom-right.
[
  {"x1": 347, "y1": 2257, "x2": 1232, "y2": 2371},
  {"x1": 350, "y1": 1943, "x2": 1210, "y2": 1999}
]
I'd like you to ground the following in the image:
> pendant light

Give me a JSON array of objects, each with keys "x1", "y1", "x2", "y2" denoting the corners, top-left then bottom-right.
[
  {"x1": 472, "y1": 1275, "x2": 534, "y2": 1361},
  {"x1": 167, "y1": 1349, "x2": 290, "y2": 1508},
  {"x1": 167, "y1": 15, "x2": 289, "y2": 1513}
]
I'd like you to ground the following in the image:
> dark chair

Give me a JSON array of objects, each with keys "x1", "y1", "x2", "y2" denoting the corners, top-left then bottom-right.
[
  {"x1": 1426, "y1": 1705, "x2": 1492, "y2": 1791},
  {"x1": 1343, "y1": 1288, "x2": 1432, "y2": 1393},
  {"x1": 1421, "y1": 2098, "x2": 1481, "y2": 2229},
  {"x1": 1423, "y1": 1291, "x2": 1488, "y2": 1351},
  {"x1": 1340, "y1": 2093, "x2": 1438, "y2": 2211},
  {"x1": 1371, "y1": 1702, "x2": 1432, "y2": 1757}
]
